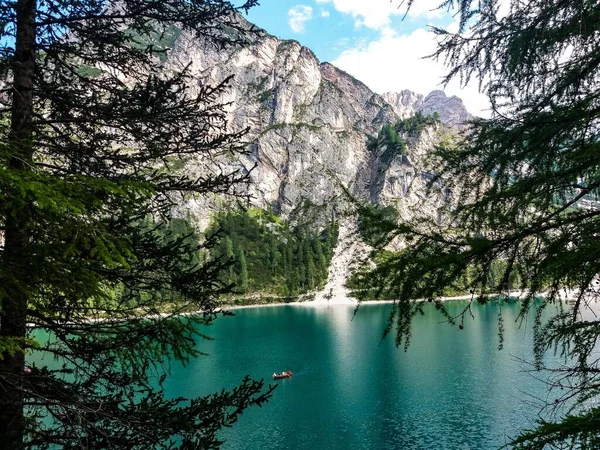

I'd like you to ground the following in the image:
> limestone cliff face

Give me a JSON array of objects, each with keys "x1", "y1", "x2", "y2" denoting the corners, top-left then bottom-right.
[
  {"x1": 381, "y1": 90, "x2": 424, "y2": 119},
  {"x1": 421, "y1": 90, "x2": 471, "y2": 129},
  {"x1": 382, "y1": 89, "x2": 471, "y2": 129},
  {"x1": 162, "y1": 24, "x2": 468, "y2": 225},
  {"x1": 369, "y1": 125, "x2": 453, "y2": 226}
]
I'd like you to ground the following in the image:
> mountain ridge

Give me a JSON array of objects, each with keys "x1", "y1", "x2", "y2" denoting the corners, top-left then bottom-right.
[{"x1": 161, "y1": 17, "x2": 467, "y2": 228}]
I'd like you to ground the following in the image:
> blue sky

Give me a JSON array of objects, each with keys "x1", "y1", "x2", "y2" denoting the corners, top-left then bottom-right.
[
  {"x1": 247, "y1": 0, "x2": 440, "y2": 63},
  {"x1": 243, "y1": 0, "x2": 491, "y2": 116}
]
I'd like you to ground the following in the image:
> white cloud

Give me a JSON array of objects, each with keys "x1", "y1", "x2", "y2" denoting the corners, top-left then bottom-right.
[
  {"x1": 313, "y1": 0, "x2": 443, "y2": 30},
  {"x1": 288, "y1": 5, "x2": 313, "y2": 33},
  {"x1": 496, "y1": 0, "x2": 510, "y2": 19},
  {"x1": 402, "y1": 0, "x2": 447, "y2": 19},
  {"x1": 321, "y1": 10, "x2": 330, "y2": 18},
  {"x1": 331, "y1": 27, "x2": 491, "y2": 116},
  {"x1": 446, "y1": 20, "x2": 460, "y2": 34}
]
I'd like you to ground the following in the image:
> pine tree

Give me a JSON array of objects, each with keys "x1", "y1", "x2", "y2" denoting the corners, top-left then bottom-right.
[
  {"x1": 0, "y1": 0, "x2": 273, "y2": 448},
  {"x1": 285, "y1": 240, "x2": 295, "y2": 293},
  {"x1": 225, "y1": 236, "x2": 236, "y2": 284},
  {"x1": 363, "y1": 0, "x2": 600, "y2": 446},
  {"x1": 237, "y1": 244, "x2": 249, "y2": 293},
  {"x1": 314, "y1": 237, "x2": 328, "y2": 281},
  {"x1": 306, "y1": 250, "x2": 316, "y2": 290},
  {"x1": 268, "y1": 234, "x2": 280, "y2": 272}
]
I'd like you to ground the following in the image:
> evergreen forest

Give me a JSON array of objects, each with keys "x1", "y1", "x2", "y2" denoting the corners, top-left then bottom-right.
[{"x1": 208, "y1": 209, "x2": 338, "y2": 300}]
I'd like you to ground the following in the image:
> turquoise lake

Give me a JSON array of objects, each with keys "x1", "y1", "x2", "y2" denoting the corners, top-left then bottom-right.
[{"x1": 161, "y1": 300, "x2": 571, "y2": 449}]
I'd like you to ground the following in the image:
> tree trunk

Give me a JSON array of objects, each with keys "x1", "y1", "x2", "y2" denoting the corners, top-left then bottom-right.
[{"x1": 0, "y1": 0, "x2": 36, "y2": 447}]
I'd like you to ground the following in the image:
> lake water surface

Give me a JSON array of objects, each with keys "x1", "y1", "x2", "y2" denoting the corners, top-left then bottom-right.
[{"x1": 162, "y1": 300, "x2": 569, "y2": 449}]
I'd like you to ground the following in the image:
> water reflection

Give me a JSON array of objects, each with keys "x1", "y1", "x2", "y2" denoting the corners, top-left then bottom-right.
[{"x1": 28, "y1": 300, "x2": 599, "y2": 449}]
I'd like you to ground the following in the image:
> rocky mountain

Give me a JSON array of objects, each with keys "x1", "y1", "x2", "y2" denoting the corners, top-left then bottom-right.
[
  {"x1": 382, "y1": 90, "x2": 471, "y2": 129},
  {"x1": 420, "y1": 90, "x2": 471, "y2": 128},
  {"x1": 381, "y1": 90, "x2": 424, "y2": 119},
  {"x1": 162, "y1": 19, "x2": 469, "y2": 228}
]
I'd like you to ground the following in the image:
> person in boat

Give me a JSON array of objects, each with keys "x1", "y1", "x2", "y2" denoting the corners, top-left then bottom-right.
[{"x1": 273, "y1": 371, "x2": 293, "y2": 378}]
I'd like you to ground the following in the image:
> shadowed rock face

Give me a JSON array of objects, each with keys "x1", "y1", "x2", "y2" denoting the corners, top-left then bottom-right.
[{"x1": 161, "y1": 21, "x2": 470, "y2": 227}]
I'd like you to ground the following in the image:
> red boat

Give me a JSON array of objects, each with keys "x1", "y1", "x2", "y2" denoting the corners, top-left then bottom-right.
[{"x1": 272, "y1": 371, "x2": 293, "y2": 380}]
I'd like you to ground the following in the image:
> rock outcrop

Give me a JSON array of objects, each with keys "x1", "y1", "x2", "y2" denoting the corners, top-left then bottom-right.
[
  {"x1": 381, "y1": 90, "x2": 424, "y2": 119},
  {"x1": 421, "y1": 90, "x2": 471, "y2": 129},
  {"x1": 382, "y1": 89, "x2": 471, "y2": 129}
]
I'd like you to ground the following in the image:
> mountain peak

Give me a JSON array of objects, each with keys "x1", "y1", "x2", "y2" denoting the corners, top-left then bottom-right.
[
  {"x1": 421, "y1": 90, "x2": 471, "y2": 128},
  {"x1": 381, "y1": 90, "x2": 424, "y2": 119},
  {"x1": 382, "y1": 89, "x2": 471, "y2": 128}
]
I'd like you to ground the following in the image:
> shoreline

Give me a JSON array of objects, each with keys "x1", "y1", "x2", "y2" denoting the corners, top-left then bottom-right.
[
  {"x1": 222, "y1": 287, "x2": 586, "y2": 312},
  {"x1": 27, "y1": 289, "x2": 579, "y2": 328},
  {"x1": 221, "y1": 289, "x2": 538, "y2": 312}
]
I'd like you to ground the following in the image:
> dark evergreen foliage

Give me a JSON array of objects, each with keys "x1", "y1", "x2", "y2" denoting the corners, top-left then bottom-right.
[
  {"x1": 395, "y1": 111, "x2": 439, "y2": 135},
  {"x1": 0, "y1": 0, "x2": 274, "y2": 448},
  {"x1": 357, "y1": 204, "x2": 399, "y2": 248},
  {"x1": 367, "y1": 112, "x2": 439, "y2": 163},
  {"x1": 208, "y1": 209, "x2": 338, "y2": 298},
  {"x1": 363, "y1": 0, "x2": 600, "y2": 446},
  {"x1": 348, "y1": 252, "x2": 523, "y2": 300}
]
